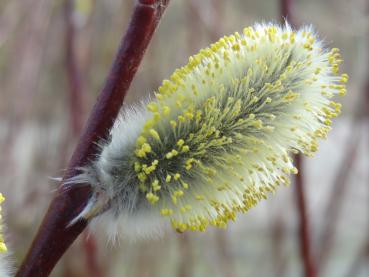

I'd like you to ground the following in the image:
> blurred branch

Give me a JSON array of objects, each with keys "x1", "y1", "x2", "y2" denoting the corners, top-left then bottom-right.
[
  {"x1": 135, "y1": 242, "x2": 158, "y2": 277},
  {"x1": 280, "y1": 0, "x2": 295, "y2": 25},
  {"x1": 215, "y1": 230, "x2": 236, "y2": 277},
  {"x1": 16, "y1": 1, "x2": 171, "y2": 276},
  {"x1": 64, "y1": 0, "x2": 101, "y2": 276},
  {"x1": 82, "y1": 234, "x2": 102, "y2": 277},
  {"x1": 270, "y1": 215, "x2": 287, "y2": 277},
  {"x1": 178, "y1": 234, "x2": 193, "y2": 277},
  {"x1": 294, "y1": 155, "x2": 316, "y2": 277}
]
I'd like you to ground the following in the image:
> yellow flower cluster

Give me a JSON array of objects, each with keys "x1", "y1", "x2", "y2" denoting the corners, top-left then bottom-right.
[{"x1": 132, "y1": 23, "x2": 346, "y2": 232}]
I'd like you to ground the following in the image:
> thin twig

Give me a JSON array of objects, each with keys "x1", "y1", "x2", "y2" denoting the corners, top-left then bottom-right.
[
  {"x1": 215, "y1": 230, "x2": 236, "y2": 277},
  {"x1": 280, "y1": 1, "x2": 316, "y2": 276},
  {"x1": 16, "y1": 1, "x2": 170, "y2": 276},
  {"x1": 294, "y1": 155, "x2": 316, "y2": 277},
  {"x1": 82, "y1": 233, "x2": 102, "y2": 277},
  {"x1": 280, "y1": 0, "x2": 295, "y2": 25},
  {"x1": 177, "y1": 234, "x2": 192, "y2": 277},
  {"x1": 270, "y1": 215, "x2": 287, "y2": 277}
]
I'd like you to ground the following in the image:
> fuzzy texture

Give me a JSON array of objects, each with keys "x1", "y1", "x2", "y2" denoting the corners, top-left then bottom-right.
[{"x1": 71, "y1": 22, "x2": 347, "y2": 238}]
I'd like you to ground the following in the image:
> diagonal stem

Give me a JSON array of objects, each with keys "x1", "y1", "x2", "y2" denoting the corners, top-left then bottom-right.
[{"x1": 16, "y1": 1, "x2": 170, "y2": 276}]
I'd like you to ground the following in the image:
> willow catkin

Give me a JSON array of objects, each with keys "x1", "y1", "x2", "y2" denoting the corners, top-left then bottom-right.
[{"x1": 70, "y1": 23, "x2": 347, "y2": 238}]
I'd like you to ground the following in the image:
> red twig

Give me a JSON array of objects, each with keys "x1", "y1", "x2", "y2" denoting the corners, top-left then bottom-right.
[
  {"x1": 215, "y1": 230, "x2": 236, "y2": 277},
  {"x1": 82, "y1": 233, "x2": 102, "y2": 277},
  {"x1": 280, "y1": 1, "x2": 316, "y2": 276},
  {"x1": 280, "y1": 0, "x2": 295, "y2": 25},
  {"x1": 177, "y1": 234, "x2": 193, "y2": 277},
  {"x1": 16, "y1": 1, "x2": 170, "y2": 276},
  {"x1": 270, "y1": 215, "x2": 287, "y2": 277},
  {"x1": 294, "y1": 155, "x2": 316, "y2": 277}
]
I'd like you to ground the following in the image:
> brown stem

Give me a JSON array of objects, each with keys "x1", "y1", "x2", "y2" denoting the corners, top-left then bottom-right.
[
  {"x1": 177, "y1": 234, "x2": 192, "y2": 277},
  {"x1": 16, "y1": 1, "x2": 170, "y2": 276},
  {"x1": 82, "y1": 232, "x2": 102, "y2": 277},
  {"x1": 270, "y1": 215, "x2": 287, "y2": 277},
  {"x1": 215, "y1": 230, "x2": 236, "y2": 277},
  {"x1": 280, "y1": 0, "x2": 295, "y2": 26},
  {"x1": 294, "y1": 155, "x2": 316, "y2": 277}
]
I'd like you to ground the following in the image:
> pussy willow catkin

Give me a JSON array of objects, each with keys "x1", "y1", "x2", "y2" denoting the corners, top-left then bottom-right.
[{"x1": 71, "y1": 23, "x2": 347, "y2": 238}]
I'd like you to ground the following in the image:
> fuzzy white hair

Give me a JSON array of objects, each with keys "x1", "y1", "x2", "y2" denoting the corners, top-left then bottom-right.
[{"x1": 69, "y1": 22, "x2": 347, "y2": 240}]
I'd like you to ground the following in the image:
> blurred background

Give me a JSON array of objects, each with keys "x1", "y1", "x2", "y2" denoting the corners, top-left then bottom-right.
[{"x1": 0, "y1": 0, "x2": 368, "y2": 276}]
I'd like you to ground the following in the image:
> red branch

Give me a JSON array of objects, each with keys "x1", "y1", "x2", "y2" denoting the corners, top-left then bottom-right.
[
  {"x1": 82, "y1": 233, "x2": 102, "y2": 277},
  {"x1": 280, "y1": 0, "x2": 295, "y2": 25},
  {"x1": 294, "y1": 155, "x2": 316, "y2": 277},
  {"x1": 16, "y1": 1, "x2": 170, "y2": 276}
]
